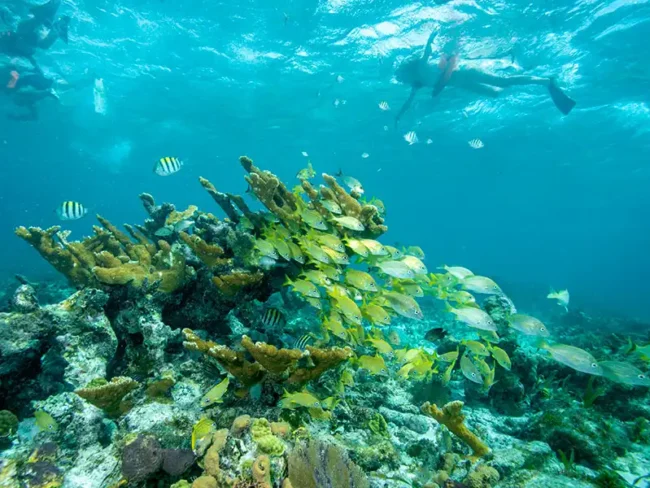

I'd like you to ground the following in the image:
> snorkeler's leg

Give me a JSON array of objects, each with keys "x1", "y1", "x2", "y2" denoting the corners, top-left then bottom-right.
[
  {"x1": 459, "y1": 82, "x2": 502, "y2": 97},
  {"x1": 395, "y1": 86, "x2": 420, "y2": 126},
  {"x1": 27, "y1": 0, "x2": 61, "y2": 27},
  {"x1": 466, "y1": 69, "x2": 550, "y2": 87}
]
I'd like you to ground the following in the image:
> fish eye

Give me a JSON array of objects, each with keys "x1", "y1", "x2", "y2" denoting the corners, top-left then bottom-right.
[
  {"x1": 639, "y1": 374, "x2": 646, "y2": 379},
  {"x1": 591, "y1": 363, "x2": 598, "y2": 368}
]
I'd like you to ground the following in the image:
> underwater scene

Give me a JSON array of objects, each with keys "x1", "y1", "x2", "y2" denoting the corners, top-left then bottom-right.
[{"x1": 1, "y1": 0, "x2": 650, "y2": 487}]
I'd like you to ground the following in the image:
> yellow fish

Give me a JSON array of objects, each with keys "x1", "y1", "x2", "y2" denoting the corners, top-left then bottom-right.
[
  {"x1": 401, "y1": 255, "x2": 428, "y2": 275},
  {"x1": 301, "y1": 269, "x2": 332, "y2": 287},
  {"x1": 308, "y1": 406, "x2": 333, "y2": 421},
  {"x1": 403, "y1": 246, "x2": 425, "y2": 259},
  {"x1": 328, "y1": 289, "x2": 362, "y2": 325},
  {"x1": 358, "y1": 354, "x2": 388, "y2": 375},
  {"x1": 382, "y1": 291, "x2": 423, "y2": 321},
  {"x1": 462, "y1": 340, "x2": 490, "y2": 357},
  {"x1": 323, "y1": 312, "x2": 348, "y2": 340},
  {"x1": 268, "y1": 237, "x2": 292, "y2": 261},
  {"x1": 280, "y1": 389, "x2": 321, "y2": 409},
  {"x1": 359, "y1": 239, "x2": 388, "y2": 256},
  {"x1": 255, "y1": 239, "x2": 279, "y2": 259},
  {"x1": 316, "y1": 263, "x2": 342, "y2": 281},
  {"x1": 384, "y1": 246, "x2": 403, "y2": 259},
  {"x1": 288, "y1": 241, "x2": 306, "y2": 264},
  {"x1": 34, "y1": 411, "x2": 58, "y2": 432},
  {"x1": 300, "y1": 208, "x2": 328, "y2": 230},
  {"x1": 489, "y1": 345, "x2": 511, "y2": 370},
  {"x1": 191, "y1": 417, "x2": 216, "y2": 451},
  {"x1": 437, "y1": 348, "x2": 459, "y2": 363},
  {"x1": 397, "y1": 363, "x2": 414, "y2": 378},
  {"x1": 284, "y1": 277, "x2": 320, "y2": 299},
  {"x1": 341, "y1": 369, "x2": 355, "y2": 387},
  {"x1": 311, "y1": 232, "x2": 345, "y2": 252},
  {"x1": 360, "y1": 302, "x2": 391, "y2": 326},
  {"x1": 345, "y1": 269, "x2": 378, "y2": 292},
  {"x1": 300, "y1": 239, "x2": 331, "y2": 264},
  {"x1": 331, "y1": 216, "x2": 365, "y2": 231},
  {"x1": 367, "y1": 337, "x2": 393, "y2": 355},
  {"x1": 321, "y1": 246, "x2": 350, "y2": 265},
  {"x1": 388, "y1": 330, "x2": 401, "y2": 346},
  {"x1": 344, "y1": 238, "x2": 369, "y2": 257},
  {"x1": 392, "y1": 279, "x2": 424, "y2": 297},
  {"x1": 441, "y1": 357, "x2": 457, "y2": 385},
  {"x1": 200, "y1": 377, "x2": 230, "y2": 408},
  {"x1": 305, "y1": 297, "x2": 322, "y2": 310},
  {"x1": 460, "y1": 354, "x2": 483, "y2": 384},
  {"x1": 320, "y1": 199, "x2": 342, "y2": 215}
]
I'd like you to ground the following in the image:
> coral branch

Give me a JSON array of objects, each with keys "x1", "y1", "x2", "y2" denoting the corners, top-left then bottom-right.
[{"x1": 421, "y1": 401, "x2": 489, "y2": 460}]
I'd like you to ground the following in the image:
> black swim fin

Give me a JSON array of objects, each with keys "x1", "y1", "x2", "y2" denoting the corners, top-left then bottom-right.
[
  {"x1": 55, "y1": 15, "x2": 70, "y2": 43},
  {"x1": 548, "y1": 79, "x2": 575, "y2": 115},
  {"x1": 30, "y1": 0, "x2": 61, "y2": 24}
]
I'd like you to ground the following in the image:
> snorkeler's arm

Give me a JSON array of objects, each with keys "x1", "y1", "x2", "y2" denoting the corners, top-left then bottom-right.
[
  {"x1": 395, "y1": 87, "x2": 419, "y2": 126},
  {"x1": 422, "y1": 28, "x2": 439, "y2": 61}
]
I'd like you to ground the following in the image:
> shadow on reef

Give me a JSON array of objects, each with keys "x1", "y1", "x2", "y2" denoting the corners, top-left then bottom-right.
[{"x1": 0, "y1": 156, "x2": 649, "y2": 488}]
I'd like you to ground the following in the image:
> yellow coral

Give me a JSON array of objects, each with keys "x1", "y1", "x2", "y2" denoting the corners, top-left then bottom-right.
[
  {"x1": 182, "y1": 329, "x2": 265, "y2": 386},
  {"x1": 421, "y1": 401, "x2": 489, "y2": 460},
  {"x1": 241, "y1": 336, "x2": 303, "y2": 375},
  {"x1": 204, "y1": 445, "x2": 220, "y2": 477},
  {"x1": 270, "y1": 421, "x2": 291, "y2": 438},
  {"x1": 192, "y1": 476, "x2": 217, "y2": 488},
  {"x1": 75, "y1": 377, "x2": 139, "y2": 417},
  {"x1": 231, "y1": 415, "x2": 252, "y2": 436},
  {"x1": 179, "y1": 231, "x2": 228, "y2": 267},
  {"x1": 287, "y1": 345, "x2": 353, "y2": 384},
  {"x1": 166, "y1": 205, "x2": 198, "y2": 225},
  {"x1": 212, "y1": 271, "x2": 263, "y2": 298},
  {"x1": 251, "y1": 418, "x2": 285, "y2": 456},
  {"x1": 252, "y1": 455, "x2": 272, "y2": 488}
]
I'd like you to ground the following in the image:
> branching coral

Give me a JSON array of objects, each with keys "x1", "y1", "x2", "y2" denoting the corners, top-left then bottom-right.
[
  {"x1": 75, "y1": 377, "x2": 139, "y2": 417},
  {"x1": 212, "y1": 271, "x2": 264, "y2": 298},
  {"x1": 182, "y1": 329, "x2": 265, "y2": 387},
  {"x1": 184, "y1": 329, "x2": 352, "y2": 386},
  {"x1": 421, "y1": 401, "x2": 489, "y2": 460},
  {"x1": 179, "y1": 231, "x2": 228, "y2": 268},
  {"x1": 16, "y1": 214, "x2": 190, "y2": 293}
]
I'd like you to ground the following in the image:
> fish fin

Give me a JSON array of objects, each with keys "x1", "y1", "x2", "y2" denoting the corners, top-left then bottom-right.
[
  {"x1": 548, "y1": 78, "x2": 576, "y2": 115},
  {"x1": 283, "y1": 275, "x2": 293, "y2": 287}
]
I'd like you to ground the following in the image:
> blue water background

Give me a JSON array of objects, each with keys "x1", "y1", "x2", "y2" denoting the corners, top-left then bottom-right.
[{"x1": 1, "y1": 0, "x2": 649, "y2": 320}]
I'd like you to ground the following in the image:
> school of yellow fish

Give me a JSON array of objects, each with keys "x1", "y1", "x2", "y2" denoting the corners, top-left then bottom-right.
[{"x1": 198, "y1": 165, "x2": 649, "y2": 423}]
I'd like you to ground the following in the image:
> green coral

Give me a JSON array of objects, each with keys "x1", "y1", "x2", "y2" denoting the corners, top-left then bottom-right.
[
  {"x1": 367, "y1": 412, "x2": 389, "y2": 438},
  {"x1": 0, "y1": 410, "x2": 19, "y2": 437},
  {"x1": 251, "y1": 418, "x2": 285, "y2": 456}
]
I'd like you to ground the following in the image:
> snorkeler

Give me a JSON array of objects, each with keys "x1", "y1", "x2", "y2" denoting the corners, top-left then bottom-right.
[
  {"x1": 0, "y1": 0, "x2": 70, "y2": 70},
  {"x1": 395, "y1": 28, "x2": 576, "y2": 123},
  {"x1": 2, "y1": 65, "x2": 94, "y2": 120}
]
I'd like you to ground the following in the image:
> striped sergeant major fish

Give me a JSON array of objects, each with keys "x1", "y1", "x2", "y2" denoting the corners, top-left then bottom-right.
[
  {"x1": 56, "y1": 201, "x2": 88, "y2": 221},
  {"x1": 261, "y1": 308, "x2": 286, "y2": 328},
  {"x1": 154, "y1": 157, "x2": 183, "y2": 176}
]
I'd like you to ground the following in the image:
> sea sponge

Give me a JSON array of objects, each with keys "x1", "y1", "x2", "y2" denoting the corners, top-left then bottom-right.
[
  {"x1": 75, "y1": 377, "x2": 139, "y2": 417},
  {"x1": 231, "y1": 415, "x2": 252, "y2": 436},
  {"x1": 192, "y1": 476, "x2": 217, "y2": 488},
  {"x1": 252, "y1": 455, "x2": 272, "y2": 488},
  {"x1": 271, "y1": 421, "x2": 291, "y2": 438},
  {"x1": 121, "y1": 434, "x2": 163, "y2": 483},
  {"x1": 462, "y1": 465, "x2": 500, "y2": 488},
  {"x1": 211, "y1": 429, "x2": 229, "y2": 451},
  {"x1": 421, "y1": 401, "x2": 489, "y2": 460},
  {"x1": 204, "y1": 445, "x2": 220, "y2": 477},
  {"x1": 0, "y1": 410, "x2": 19, "y2": 437},
  {"x1": 251, "y1": 419, "x2": 285, "y2": 456}
]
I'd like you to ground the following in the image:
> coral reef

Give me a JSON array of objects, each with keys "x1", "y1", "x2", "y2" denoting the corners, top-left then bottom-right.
[
  {"x1": 75, "y1": 377, "x2": 139, "y2": 417},
  {"x1": 421, "y1": 401, "x2": 490, "y2": 460}
]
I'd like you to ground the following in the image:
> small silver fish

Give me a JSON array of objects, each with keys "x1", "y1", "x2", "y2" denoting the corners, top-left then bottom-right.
[
  {"x1": 541, "y1": 342, "x2": 603, "y2": 376},
  {"x1": 378, "y1": 101, "x2": 390, "y2": 111}
]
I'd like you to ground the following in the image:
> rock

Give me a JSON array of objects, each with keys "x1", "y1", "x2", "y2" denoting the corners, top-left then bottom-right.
[
  {"x1": 64, "y1": 446, "x2": 120, "y2": 488},
  {"x1": 121, "y1": 434, "x2": 163, "y2": 483},
  {"x1": 161, "y1": 448, "x2": 195, "y2": 476},
  {"x1": 12, "y1": 285, "x2": 39, "y2": 313}
]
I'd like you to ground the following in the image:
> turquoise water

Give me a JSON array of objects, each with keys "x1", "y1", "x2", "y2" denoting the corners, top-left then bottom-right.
[{"x1": 1, "y1": 0, "x2": 649, "y2": 319}]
